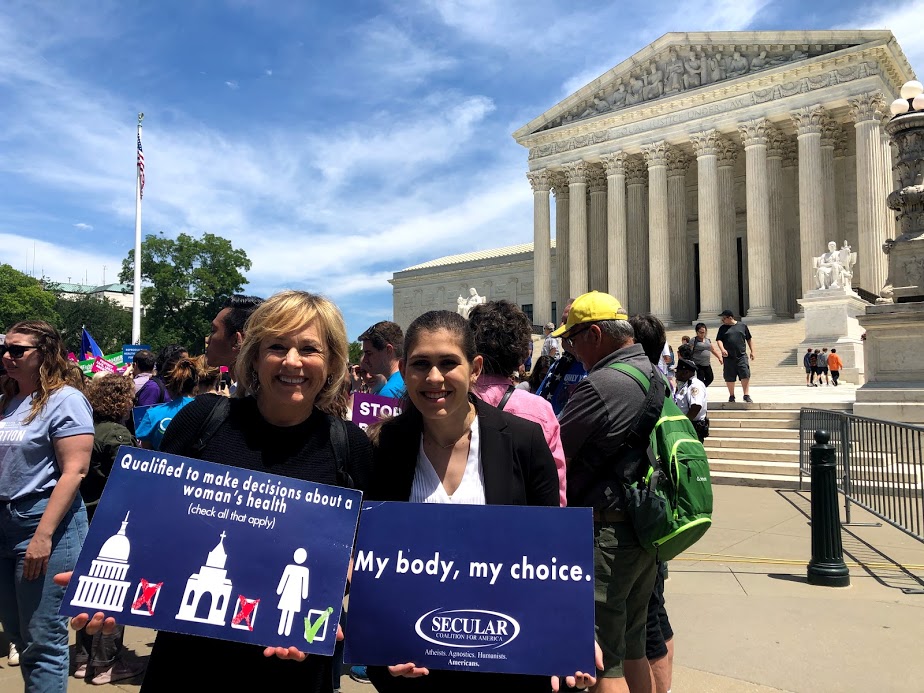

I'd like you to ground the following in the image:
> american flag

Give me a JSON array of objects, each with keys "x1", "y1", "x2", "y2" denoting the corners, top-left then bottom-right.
[{"x1": 137, "y1": 133, "x2": 145, "y2": 198}]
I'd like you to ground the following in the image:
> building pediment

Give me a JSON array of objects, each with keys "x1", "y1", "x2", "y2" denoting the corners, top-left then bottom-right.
[{"x1": 513, "y1": 30, "x2": 912, "y2": 144}]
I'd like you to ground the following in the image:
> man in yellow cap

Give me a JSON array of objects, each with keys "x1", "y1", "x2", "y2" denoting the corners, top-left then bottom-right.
[{"x1": 556, "y1": 291, "x2": 659, "y2": 693}]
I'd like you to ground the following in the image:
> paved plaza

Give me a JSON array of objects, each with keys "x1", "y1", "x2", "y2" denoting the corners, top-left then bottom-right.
[{"x1": 1, "y1": 481, "x2": 922, "y2": 692}]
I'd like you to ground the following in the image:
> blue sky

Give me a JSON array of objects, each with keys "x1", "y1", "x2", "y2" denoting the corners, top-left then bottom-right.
[{"x1": 1, "y1": 0, "x2": 921, "y2": 341}]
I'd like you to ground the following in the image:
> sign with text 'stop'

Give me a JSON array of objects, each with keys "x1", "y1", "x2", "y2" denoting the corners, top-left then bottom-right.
[
  {"x1": 60, "y1": 447, "x2": 362, "y2": 654},
  {"x1": 344, "y1": 502, "x2": 595, "y2": 676},
  {"x1": 350, "y1": 392, "x2": 402, "y2": 431}
]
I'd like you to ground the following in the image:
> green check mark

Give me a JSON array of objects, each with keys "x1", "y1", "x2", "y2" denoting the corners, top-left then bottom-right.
[{"x1": 304, "y1": 607, "x2": 334, "y2": 644}]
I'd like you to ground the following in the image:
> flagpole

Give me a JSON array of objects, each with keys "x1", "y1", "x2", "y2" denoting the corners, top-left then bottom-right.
[{"x1": 131, "y1": 112, "x2": 144, "y2": 344}]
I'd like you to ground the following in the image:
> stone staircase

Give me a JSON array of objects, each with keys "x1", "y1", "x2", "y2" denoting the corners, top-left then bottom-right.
[
  {"x1": 664, "y1": 317, "x2": 811, "y2": 386},
  {"x1": 704, "y1": 402, "x2": 853, "y2": 488}
]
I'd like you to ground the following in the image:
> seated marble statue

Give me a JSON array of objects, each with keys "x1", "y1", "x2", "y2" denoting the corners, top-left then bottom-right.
[
  {"x1": 457, "y1": 288, "x2": 486, "y2": 318},
  {"x1": 814, "y1": 240, "x2": 855, "y2": 290}
]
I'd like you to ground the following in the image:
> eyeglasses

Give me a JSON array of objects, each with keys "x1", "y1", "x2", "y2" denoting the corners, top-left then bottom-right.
[
  {"x1": 565, "y1": 325, "x2": 593, "y2": 349},
  {"x1": 0, "y1": 344, "x2": 39, "y2": 359}
]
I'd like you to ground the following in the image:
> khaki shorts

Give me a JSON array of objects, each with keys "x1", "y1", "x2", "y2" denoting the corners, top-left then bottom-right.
[{"x1": 593, "y1": 522, "x2": 658, "y2": 677}]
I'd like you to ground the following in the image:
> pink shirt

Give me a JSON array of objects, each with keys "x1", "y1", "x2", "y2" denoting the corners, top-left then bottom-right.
[{"x1": 473, "y1": 375, "x2": 567, "y2": 507}]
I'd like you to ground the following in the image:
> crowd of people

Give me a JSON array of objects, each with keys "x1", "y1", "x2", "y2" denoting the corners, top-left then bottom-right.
[{"x1": 2, "y1": 288, "x2": 717, "y2": 693}]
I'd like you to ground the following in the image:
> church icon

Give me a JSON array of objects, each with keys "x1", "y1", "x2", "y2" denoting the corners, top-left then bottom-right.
[
  {"x1": 176, "y1": 531, "x2": 234, "y2": 626},
  {"x1": 70, "y1": 512, "x2": 133, "y2": 612}
]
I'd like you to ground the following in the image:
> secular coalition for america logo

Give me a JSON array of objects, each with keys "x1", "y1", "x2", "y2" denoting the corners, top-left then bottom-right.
[{"x1": 414, "y1": 608, "x2": 520, "y2": 649}]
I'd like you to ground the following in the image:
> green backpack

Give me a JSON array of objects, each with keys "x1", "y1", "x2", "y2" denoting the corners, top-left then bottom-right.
[{"x1": 609, "y1": 363, "x2": 713, "y2": 561}]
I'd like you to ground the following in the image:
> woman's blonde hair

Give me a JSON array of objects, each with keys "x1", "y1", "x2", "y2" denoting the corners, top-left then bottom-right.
[
  {"x1": 2, "y1": 320, "x2": 74, "y2": 424},
  {"x1": 234, "y1": 290, "x2": 348, "y2": 415},
  {"x1": 192, "y1": 355, "x2": 222, "y2": 394}
]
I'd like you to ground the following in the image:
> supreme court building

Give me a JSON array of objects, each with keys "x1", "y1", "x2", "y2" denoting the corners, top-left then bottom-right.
[{"x1": 391, "y1": 31, "x2": 915, "y2": 329}]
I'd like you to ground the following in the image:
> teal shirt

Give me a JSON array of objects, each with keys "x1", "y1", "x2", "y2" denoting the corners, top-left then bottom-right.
[
  {"x1": 378, "y1": 371, "x2": 405, "y2": 399},
  {"x1": 136, "y1": 396, "x2": 195, "y2": 450}
]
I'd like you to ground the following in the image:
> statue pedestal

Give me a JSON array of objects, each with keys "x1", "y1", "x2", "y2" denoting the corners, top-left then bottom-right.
[
  {"x1": 854, "y1": 301, "x2": 924, "y2": 423},
  {"x1": 797, "y1": 289, "x2": 869, "y2": 384}
]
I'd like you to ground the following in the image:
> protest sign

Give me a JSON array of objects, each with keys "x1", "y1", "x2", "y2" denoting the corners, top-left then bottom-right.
[
  {"x1": 122, "y1": 344, "x2": 151, "y2": 364},
  {"x1": 91, "y1": 357, "x2": 119, "y2": 374},
  {"x1": 344, "y1": 502, "x2": 595, "y2": 676},
  {"x1": 79, "y1": 352, "x2": 123, "y2": 376},
  {"x1": 61, "y1": 447, "x2": 362, "y2": 654},
  {"x1": 350, "y1": 392, "x2": 402, "y2": 430}
]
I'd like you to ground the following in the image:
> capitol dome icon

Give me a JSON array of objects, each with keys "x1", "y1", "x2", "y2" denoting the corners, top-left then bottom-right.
[{"x1": 70, "y1": 512, "x2": 133, "y2": 612}]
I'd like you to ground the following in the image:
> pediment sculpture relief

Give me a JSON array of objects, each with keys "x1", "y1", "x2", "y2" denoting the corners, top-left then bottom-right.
[{"x1": 551, "y1": 44, "x2": 844, "y2": 129}]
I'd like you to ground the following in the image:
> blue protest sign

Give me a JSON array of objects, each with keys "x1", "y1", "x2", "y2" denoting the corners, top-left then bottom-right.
[
  {"x1": 344, "y1": 503, "x2": 595, "y2": 676},
  {"x1": 123, "y1": 344, "x2": 151, "y2": 364},
  {"x1": 61, "y1": 447, "x2": 361, "y2": 654}
]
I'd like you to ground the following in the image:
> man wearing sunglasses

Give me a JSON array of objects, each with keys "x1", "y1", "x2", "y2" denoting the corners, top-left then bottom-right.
[{"x1": 556, "y1": 291, "x2": 659, "y2": 693}]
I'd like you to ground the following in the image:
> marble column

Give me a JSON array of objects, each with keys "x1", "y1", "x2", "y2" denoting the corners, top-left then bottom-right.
[
  {"x1": 791, "y1": 105, "x2": 827, "y2": 299},
  {"x1": 716, "y1": 138, "x2": 739, "y2": 313},
  {"x1": 849, "y1": 92, "x2": 888, "y2": 294},
  {"x1": 625, "y1": 156, "x2": 650, "y2": 313},
  {"x1": 588, "y1": 166, "x2": 608, "y2": 291},
  {"x1": 738, "y1": 118, "x2": 775, "y2": 319},
  {"x1": 527, "y1": 169, "x2": 552, "y2": 327},
  {"x1": 781, "y1": 138, "x2": 801, "y2": 316},
  {"x1": 643, "y1": 141, "x2": 672, "y2": 324},
  {"x1": 690, "y1": 129, "x2": 722, "y2": 321},
  {"x1": 766, "y1": 128, "x2": 791, "y2": 317},
  {"x1": 820, "y1": 117, "x2": 838, "y2": 243},
  {"x1": 833, "y1": 128, "x2": 853, "y2": 252},
  {"x1": 551, "y1": 172, "x2": 570, "y2": 319},
  {"x1": 564, "y1": 161, "x2": 590, "y2": 296},
  {"x1": 601, "y1": 152, "x2": 629, "y2": 303},
  {"x1": 881, "y1": 129, "x2": 898, "y2": 238},
  {"x1": 666, "y1": 148, "x2": 691, "y2": 323}
]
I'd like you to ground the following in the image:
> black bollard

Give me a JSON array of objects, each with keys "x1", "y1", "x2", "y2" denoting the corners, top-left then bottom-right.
[{"x1": 807, "y1": 430, "x2": 850, "y2": 587}]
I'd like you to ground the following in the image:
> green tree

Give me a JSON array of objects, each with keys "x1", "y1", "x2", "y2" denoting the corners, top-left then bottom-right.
[
  {"x1": 53, "y1": 294, "x2": 133, "y2": 356},
  {"x1": 119, "y1": 232, "x2": 251, "y2": 353},
  {"x1": 0, "y1": 264, "x2": 58, "y2": 330},
  {"x1": 349, "y1": 341, "x2": 363, "y2": 365}
]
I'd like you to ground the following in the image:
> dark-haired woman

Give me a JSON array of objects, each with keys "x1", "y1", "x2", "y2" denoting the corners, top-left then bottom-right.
[
  {"x1": 0, "y1": 321, "x2": 92, "y2": 691},
  {"x1": 468, "y1": 300, "x2": 567, "y2": 507},
  {"x1": 690, "y1": 323, "x2": 723, "y2": 387},
  {"x1": 366, "y1": 310, "x2": 596, "y2": 693}
]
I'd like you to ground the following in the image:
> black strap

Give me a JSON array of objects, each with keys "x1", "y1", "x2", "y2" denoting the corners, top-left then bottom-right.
[
  {"x1": 497, "y1": 384, "x2": 516, "y2": 411},
  {"x1": 191, "y1": 396, "x2": 231, "y2": 454},
  {"x1": 327, "y1": 414, "x2": 353, "y2": 488}
]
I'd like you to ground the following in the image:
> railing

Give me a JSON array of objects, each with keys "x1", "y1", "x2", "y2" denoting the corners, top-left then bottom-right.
[
  {"x1": 800, "y1": 408, "x2": 924, "y2": 543},
  {"x1": 853, "y1": 284, "x2": 879, "y2": 304}
]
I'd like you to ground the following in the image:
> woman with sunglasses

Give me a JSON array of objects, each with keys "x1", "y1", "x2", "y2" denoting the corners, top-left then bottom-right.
[{"x1": 0, "y1": 321, "x2": 92, "y2": 691}]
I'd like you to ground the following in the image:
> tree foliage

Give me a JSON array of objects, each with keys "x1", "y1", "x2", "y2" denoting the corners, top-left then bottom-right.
[
  {"x1": 348, "y1": 341, "x2": 363, "y2": 365},
  {"x1": 119, "y1": 232, "x2": 251, "y2": 353},
  {"x1": 52, "y1": 294, "x2": 133, "y2": 356},
  {"x1": 0, "y1": 264, "x2": 58, "y2": 331}
]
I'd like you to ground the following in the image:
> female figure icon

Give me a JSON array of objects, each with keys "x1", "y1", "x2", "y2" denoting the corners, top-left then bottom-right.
[{"x1": 276, "y1": 548, "x2": 310, "y2": 637}]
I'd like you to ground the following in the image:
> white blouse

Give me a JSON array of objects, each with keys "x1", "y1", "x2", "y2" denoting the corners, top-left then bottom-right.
[{"x1": 410, "y1": 418, "x2": 485, "y2": 505}]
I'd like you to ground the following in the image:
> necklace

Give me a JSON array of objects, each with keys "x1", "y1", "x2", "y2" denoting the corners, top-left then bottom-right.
[{"x1": 425, "y1": 427, "x2": 471, "y2": 450}]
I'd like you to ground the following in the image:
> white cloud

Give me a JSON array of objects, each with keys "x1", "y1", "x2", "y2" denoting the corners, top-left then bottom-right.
[
  {"x1": 839, "y1": 1, "x2": 924, "y2": 73},
  {"x1": 265, "y1": 69, "x2": 273, "y2": 76},
  {"x1": 0, "y1": 233, "x2": 123, "y2": 285},
  {"x1": 224, "y1": 80, "x2": 239, "y2": 90},
  {"x1": 351, "y1": 18, "x2": 457, "y2": 83},
  {"x1": 73, "y1": 222, "x2": 94, "y2": 231}
]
